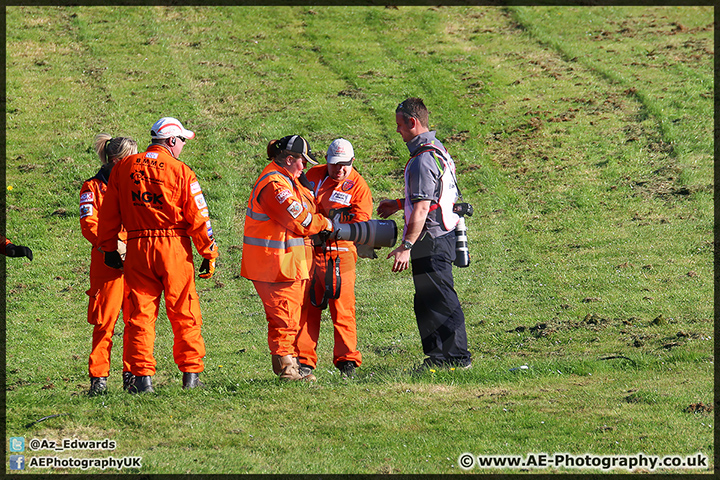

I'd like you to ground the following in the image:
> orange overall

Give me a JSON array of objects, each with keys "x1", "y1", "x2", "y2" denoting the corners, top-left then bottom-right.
[
  {"x1": 241, "y1": 163, "x2": 331, "y2": 357},
  {"x1": 97, "y1": 145, "x2": 218, "y2": 377},
  {"x1": 297, "y1": 165, "x2": 373, "y2": 368},
  {"x1": 80, "y1": 169, "x2": 130, "y2": 378}
]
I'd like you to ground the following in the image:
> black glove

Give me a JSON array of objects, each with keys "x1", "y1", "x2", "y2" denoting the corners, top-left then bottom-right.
[
  {"x1": 5, "y1": 243, "x2": 33, "y2": 260},
  {"x1": 199, "y1": 258, "x2": 216, "y2": 279},
  {"x1": 316, "y1": 229, "x2": 332, "y2": 244},
  {"x1": 104, "y1": 250, "x2": 123, "y2": 269}
]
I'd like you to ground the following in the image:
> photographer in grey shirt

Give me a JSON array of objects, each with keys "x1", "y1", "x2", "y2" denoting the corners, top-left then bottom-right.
[{"x1": 378, "y1": 97, "x2": 472, "y2": 370}]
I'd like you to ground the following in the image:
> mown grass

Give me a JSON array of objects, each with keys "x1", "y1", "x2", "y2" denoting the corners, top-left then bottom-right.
[{"x1": 4, "y1": 6, "x2": 713, "y2": 474}]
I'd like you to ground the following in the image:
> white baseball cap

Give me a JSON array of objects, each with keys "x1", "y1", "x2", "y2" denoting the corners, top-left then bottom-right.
[
  {"x1": 150, "y1": 117, "x2": 195, "y2": 140},
  {"x1": 326, "y1": 138, "x2": 354, "y2": 165}
]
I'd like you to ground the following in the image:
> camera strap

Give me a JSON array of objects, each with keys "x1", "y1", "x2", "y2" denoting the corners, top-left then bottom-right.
[
  {"x1": 309, "y1": 245, "x2": 342, "y2": 310},
  {"x1": 413, "y1": 144, "x2": 465, "y2": 201}
]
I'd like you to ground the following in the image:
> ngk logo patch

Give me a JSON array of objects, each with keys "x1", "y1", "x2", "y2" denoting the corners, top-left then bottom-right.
[
  {"x1": 132, "y1": 191, "x2": 164, "y2": 206},
  {"x1": 275, "y1": 189, "x2": 292, "y2": 204}
]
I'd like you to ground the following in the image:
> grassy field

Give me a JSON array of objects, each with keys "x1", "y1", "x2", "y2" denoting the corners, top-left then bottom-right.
[{"x1": 4, "y1": 5, "x2": 713, "y2": 475}]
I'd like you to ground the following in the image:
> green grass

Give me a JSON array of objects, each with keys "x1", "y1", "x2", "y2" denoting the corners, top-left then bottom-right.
[{"x1": 5, "y1": 6, "x2": 713, "y2": 475}]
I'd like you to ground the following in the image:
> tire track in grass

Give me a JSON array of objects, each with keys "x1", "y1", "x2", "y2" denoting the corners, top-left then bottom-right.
[
  {"x1": 508, "y1": 7, "x2": 713, "y2": 183},
  {"x1": 301, "y1": 6, "x2": 418, "y2": 183}
]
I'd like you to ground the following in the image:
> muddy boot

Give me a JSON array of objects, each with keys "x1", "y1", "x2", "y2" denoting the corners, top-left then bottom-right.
[
  {"x1": 182, "y1": 372, "x2": 204, "y2": 389},
  {"x1": 272, "y1": 355, "x2": 303, "y2": 381},
  {"x1": 127, "y1": 375, "x2": 154, "y2": 394},
  {"x1": 271, "y1": 355, "x2": 283, "y2": 375},
  {"x1": 88, "y1": 377, "x2": 107, "y2": 396}
]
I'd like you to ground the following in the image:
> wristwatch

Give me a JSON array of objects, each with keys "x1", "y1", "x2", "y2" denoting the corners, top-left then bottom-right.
[{"x1": 401, "y1": 240, "x2": 414, "y2": 250}]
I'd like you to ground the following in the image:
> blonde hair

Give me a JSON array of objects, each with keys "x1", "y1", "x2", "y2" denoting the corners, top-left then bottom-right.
[{"x1": 94, "y1": 133, "x2": 138, "y2": 165}]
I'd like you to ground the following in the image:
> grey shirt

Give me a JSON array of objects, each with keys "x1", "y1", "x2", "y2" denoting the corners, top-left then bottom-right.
[{"x1": 405, "y1": 131, "x2": 448, "y2": 239}]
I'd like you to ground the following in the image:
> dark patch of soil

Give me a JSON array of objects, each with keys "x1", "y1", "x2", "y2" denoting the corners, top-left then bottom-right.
[{"x1": 685, "y1": 402, "x2": 713, "y2": 414}]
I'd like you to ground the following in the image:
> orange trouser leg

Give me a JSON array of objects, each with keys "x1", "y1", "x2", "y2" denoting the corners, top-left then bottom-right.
[
  {"x1": 297, "y1": 277, "x2": 321, "y2": 368},
  {"x1": 161, "y1": 237, "x2": 205, "y2": 373},
  {"x1": 122, "y1": 237, "x2": 163, "y2": 377},
  {"x1": 329, "y1": 250, "x2": 362, "y2": 367},
  {"x1": 87, "y1": 271, "x2": 129, "y2": 377},
  {"x1": 124, "y1": 237, "x2": 206, "y2": 376},
  {"x1": 253, "y1": 279, "x2": 306, "y2": 357},
  {"x1": 297, "y1": 250, "x2": 362, "y2": 368}
]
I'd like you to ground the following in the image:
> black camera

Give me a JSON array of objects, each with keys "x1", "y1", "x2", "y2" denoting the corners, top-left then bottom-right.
[{"x1": 453, "y1": 202, "x2": 474, "y2": 217}]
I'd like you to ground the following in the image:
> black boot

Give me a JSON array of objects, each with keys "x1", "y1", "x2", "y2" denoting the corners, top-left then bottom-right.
[
  {"x1": 182, "y1": 372, "x2": 204, "y2": 389},
  {"x1": 88, "y1": 377, "x2": 107, "y2": 396},
  {"x1": 122, "y1": 371, "x2": 135, "y2": 390},
  {"x1": 127, "y1": 375, "x2": 154, "y2": 394},
  {"x1": 337, "y1": 361, "x2": 357, "y2": 378}
]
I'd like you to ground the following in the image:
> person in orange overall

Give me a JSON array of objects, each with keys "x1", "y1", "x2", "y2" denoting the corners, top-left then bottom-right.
[
  {"x1": 80, "y1": 133, "x2": 138, "y2": 395},
  {"x1": 296, "y1": 138, "x2": 373, "y2": 379},
  {"x1": 97, "y1": 117, "x2": 218, "y2": 393},
  {"x1": 241, "y1": 135, "x2": 334, "y2": 381},
  {"x1": 1, "y1": 236, "x2": 33, "y2": 260}
]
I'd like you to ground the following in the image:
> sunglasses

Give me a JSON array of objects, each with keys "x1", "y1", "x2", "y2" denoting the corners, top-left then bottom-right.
[{"x1": 177, "y1": 136, "x2": 187, "y2": 143}]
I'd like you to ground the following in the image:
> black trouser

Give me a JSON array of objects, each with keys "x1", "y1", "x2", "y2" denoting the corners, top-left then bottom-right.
[{"x1": 410, "y1": 231, "x2": 471, "y2": 365}]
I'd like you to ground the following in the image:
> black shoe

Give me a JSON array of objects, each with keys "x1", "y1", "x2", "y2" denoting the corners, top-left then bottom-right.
[
  {"x1": 88, "y1": 377, "x2": 107, "y2": 396},
  {"x1": 455, "y1": 359, "x2": 472, "y2": 370},
  {"x1": 337, "y1": 361, "x2": 357, "y2": 378},
  {"x1": 127, "y1": 375, "x2": 154, "y2": 394},
  {"x1": 412, "y1": 358, "x2": 442, "y2": 374},
  {"x1": 122, "y1": 371, "x2": 135, "y2": 390},
  {"x1": 182, "y1": 372, "x2": 204, "y2": 389}
]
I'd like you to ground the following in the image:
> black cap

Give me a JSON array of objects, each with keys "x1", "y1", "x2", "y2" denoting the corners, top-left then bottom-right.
[{"x1": 276, "y1": 135, "x2": 318, "y2": 165}]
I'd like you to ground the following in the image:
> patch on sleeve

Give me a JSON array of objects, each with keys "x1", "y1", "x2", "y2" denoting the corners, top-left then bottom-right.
[
  {"x1": 200, "y1": 209, "x2": 209, "y2": 217},
  {"x1": 329, "y1": 190, "x2": 352, "y2": 206},
  {"x1": 287, "y1": 201, "x2": 303, "y2": 218},
  {"x1": 275, "y1": 189, "x2": 292, "y2": 204},
  {"x1": 301, "y1": 213, "x2": 312, "y2": 227},
  {"x1": 206, "y1": 219, "x2": 214, "y2": 236},
  {"x1": 190, "y1": 181, "x2": 202, "y2": 195},
  {"x1": 80, "y1": 191, "x2": 94, "y2": 204},
  {"x1": 194, "y1": 193, "x2": 207, "y2": 210},
  {"x1": 80, "y1": 204, "x2": 93, "y2": 218}
]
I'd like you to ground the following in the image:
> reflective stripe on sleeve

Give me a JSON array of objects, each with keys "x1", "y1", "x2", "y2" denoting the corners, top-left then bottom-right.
[
  {"x1": 246, "y1": 208, "x2": 270, "y2": 221},
  {"x1": 301, "y1": 213, "x2": 312, "y2": 228},
  {"x1": 243, "y1": 236, "x2": 305, "y2": 250}
]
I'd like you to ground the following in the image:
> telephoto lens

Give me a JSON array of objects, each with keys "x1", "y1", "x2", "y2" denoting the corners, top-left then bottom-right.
[{"x1": 453, "y1": 217, "x2": 470, "y2": 268}]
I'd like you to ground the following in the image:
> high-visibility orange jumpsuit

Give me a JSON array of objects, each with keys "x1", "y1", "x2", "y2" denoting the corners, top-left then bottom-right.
[
  {"x1": 97, "y1": 145, "x2": 218, "y2": 377},
  {"x1": 241, "y1": 163, "x2": 331, "y2": 357},
  {"x1": 296, "y1": 165, "x2": 373, "y2": 369},
  {"x1": 80, "y1": 168, "x2": 130, "y2": 378}
]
